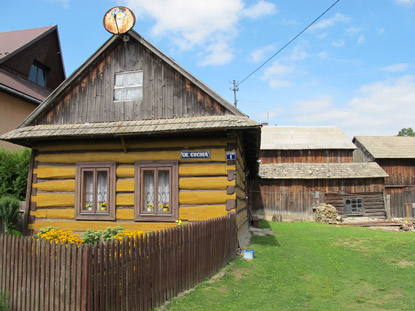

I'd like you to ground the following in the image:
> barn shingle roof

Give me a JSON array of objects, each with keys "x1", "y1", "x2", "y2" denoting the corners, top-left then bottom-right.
[
  {"x1": 0, "y1": 115, "x2": 260, "y2": 141},
  {"x1": 259, "y1": 162, "x2": 388, "y2": 179},
  {"x1": 353, "y1": 136, "x2": 415, "y2": 159},
  {"x1": 261, "y1": 126, "x2": 356, "y2": 150}
]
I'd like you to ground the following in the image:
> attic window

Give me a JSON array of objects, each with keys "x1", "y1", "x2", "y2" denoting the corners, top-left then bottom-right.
[
  {"x1": 114, "y1": 71, "x2": 143, "y2": 101},
  {"x1": 29, "y1": 62, "x2": 48, "y2": 87}
]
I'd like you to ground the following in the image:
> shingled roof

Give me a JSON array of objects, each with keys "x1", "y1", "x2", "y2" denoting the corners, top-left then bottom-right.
[
  {"x1": 1, "y1": 115, "x2": 260, "y2": 142},
  {"x1": 0, "y1": 26, "x2": 54, "y2": 60},
  {"x1": 0, "y1": 26, "x2": 65, "y2": 103},
  {"x1": 259, "y1": 162, "x2": 388, "y2": 179},
  {"x1": 261, "y1": 126, "x2": 356, "y2": 150},
  {"x1": 353, "y1": 136, "x2": 415, "y2": 159}
]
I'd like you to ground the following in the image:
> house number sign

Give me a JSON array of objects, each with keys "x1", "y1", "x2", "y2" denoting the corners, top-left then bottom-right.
[
  {"x1": 226, "y1": 152, "x2": 236, "y2": 160},
  {"x1": 181, "y1": 151, "x2": 211, "y2": 159}
]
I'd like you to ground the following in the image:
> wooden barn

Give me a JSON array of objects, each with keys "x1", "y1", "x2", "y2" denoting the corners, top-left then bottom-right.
[
  {"x1": 0, "y1": 29, "x2": 260, "y2": 245},
  {"x1": 0, "y1": 26, "x2": 65, "y2": 150},
  {"x1": 353, "y1": 136, "x2": 415, "y2": 218},
  {"x1": 251, "y1": 126, "x2": 389, "y2": 220}
]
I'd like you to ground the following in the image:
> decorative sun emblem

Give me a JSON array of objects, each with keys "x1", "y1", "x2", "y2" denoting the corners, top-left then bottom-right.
[{"x1": 103, "y1": 6, "x2": 136, "y2": 35}]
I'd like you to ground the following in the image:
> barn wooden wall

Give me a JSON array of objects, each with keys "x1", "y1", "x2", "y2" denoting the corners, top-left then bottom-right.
[
  {"x1": 27, "y1": 135, "x2": 238, "y2": 232},
  {"x1": 250, "y1": 178, "x2": 386, "y2": 220},
  {"x1": 260, "y1": 150, "x2": 353, "y2": 164},
  {"x1": 34, "y1": 38, "x2": 229, "y2": 125},
  {"x1": 376, "y1": 159, "x2": 415, "y2": 218}
]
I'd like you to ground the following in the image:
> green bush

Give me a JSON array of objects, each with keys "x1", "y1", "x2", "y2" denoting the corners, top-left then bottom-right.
[
  {"x1": 82, "y1": 225, "x2": 124, "y2": 245},
  {"x1": 0, "y1": 291, "x2": 10, "y2": 311},
  {"x1": 0, "y1": 196, "x2": 20, "y2": 233},
  {"x1": 0, "y1": 148, "x2": 31, "y2": 201}
]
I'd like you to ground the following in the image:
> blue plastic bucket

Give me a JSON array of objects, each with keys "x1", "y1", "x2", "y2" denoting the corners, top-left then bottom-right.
[{"x1": 243, "y1": 250, "x2": 254, "y2": 260}]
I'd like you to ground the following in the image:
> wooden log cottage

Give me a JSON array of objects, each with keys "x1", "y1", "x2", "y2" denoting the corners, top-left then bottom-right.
[
  {"x1": 0, "y1": 30, "x2": 260, "y2": 245},
  {"x1": 353, "y1": 136, "x2": 415, "y2": 218},
  {"x1": 250, "y1": 126, "x2": 389, "y2": 220}
]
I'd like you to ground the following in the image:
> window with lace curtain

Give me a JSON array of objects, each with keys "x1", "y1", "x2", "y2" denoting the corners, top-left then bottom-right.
[
  {"x1": 75, "y1": 162, "x2": 116, "y2": 220},
  {"x1": 135, "y1": 161, "x2": 178, "y2": 221},
  {"x1": 114, "y1": 71, "x2": 143, "y2": 102}
]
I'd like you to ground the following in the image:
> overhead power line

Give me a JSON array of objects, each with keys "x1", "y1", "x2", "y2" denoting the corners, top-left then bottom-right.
[{"x1": 236, "y1": 0, "x2": 341, "y2": 89}]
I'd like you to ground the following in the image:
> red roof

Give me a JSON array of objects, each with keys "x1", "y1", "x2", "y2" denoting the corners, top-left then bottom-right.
[
  {"x1": 0, "y1": 69, "x2": 49, "y2": 102},
  {"x1": 0, "y1": 26, "x2": 54, "y2": 60}
]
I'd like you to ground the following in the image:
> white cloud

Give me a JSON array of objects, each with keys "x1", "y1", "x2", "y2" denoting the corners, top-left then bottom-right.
[
  {"x1": 198, "y1": 41, "x2": 234, "y2": 66},
  {"x1": 395, "y1": 0, "x2": 415, "y2": 7},
  {"x1": 331, "y1": 40, "x2": 345, "y2": 47},
  {"x1": 309, "y1": 13, "x2": 351, "y2": 31},
  {"x1": 345, "y1": 27, "x2": 362, "y2": 36},
  {"x1": 291, "y1": 75, "x2": 415, "y2": 136},
  {"x1": 317, "y1": 51, "x2": 329, "y2": 59},
  {"x1": 283, "y1": 19, "x2": 297, "y2": 26},
  {"x1": 357, "y1": 34, "x2": 365, "y2": 44},
  {"x1": 289, "y1": 45, "x2": 308, "y2": 61},
  {"x1": 264, "y1": 61, "x2": 293, "y2": 78},
  {"x1": 242, "y1": 0, "x2": 277, "y2": 19},
  {"x1": 381, "y1": 63, "x2": 409, "y2": 72},
  {"x1": 124, "y1": 0, "x2": 277, "y2": 66},
  {"x1": 316, "y1": 32, "x2": 328, "y2": 39},
  {"x1": 254, "y1": 108, "x2": 284, "y2": 124},
  {"x1": 248, "y1": 44, "x2": 276, "y2": 63},
  {"x1": 263, "y1": 61, "x2": 295, "y2": 89}
]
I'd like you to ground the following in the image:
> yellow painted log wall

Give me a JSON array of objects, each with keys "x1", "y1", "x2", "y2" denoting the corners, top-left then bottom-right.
[{"x1": 29, "y1": 137, "x2": 238, "y2": 232}]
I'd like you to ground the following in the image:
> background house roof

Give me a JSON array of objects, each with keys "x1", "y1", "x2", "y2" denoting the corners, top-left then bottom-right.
[
  {"x1": 1, "y1": 115, "x2": 260, "y2": 141},
  {"x1": 0, "y1": 26, "x2": 54, "y2": 60},
  {"x1": 353, "y1": 136, "x2": 415, "y2": 159},
  {"x1": 0, "y1": 69, "x2": 49, "y2": 102},
  {"x1": 261, "y1": 126, "x2": 356, "y2": 150},
  {"x1": 259, "y1": 162, "x2": 388, "y2": 179}
]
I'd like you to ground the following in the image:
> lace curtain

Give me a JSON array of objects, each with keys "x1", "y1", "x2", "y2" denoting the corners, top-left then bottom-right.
[
  {"x1": 84, "y1": 171, "x2": 93, "y2": 208},
  {"x1": 114, "y1": 71, "x2": 143, "y2": 101},
  {"x1": 158, "y1": 170, "x2": 170, "y2": 206},
  {"x1": 97, "y1": 171, "x2": 108, "y2": 204}
]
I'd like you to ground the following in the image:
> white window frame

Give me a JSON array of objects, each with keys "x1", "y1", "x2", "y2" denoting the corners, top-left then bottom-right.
[{"x1": 113, "y1": 70, "x2": 143, "y2": 102}]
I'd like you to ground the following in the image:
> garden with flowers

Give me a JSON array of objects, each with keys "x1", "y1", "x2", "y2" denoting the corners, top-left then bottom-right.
[{"x1": 32, "y1": 225, "x2": 146, "y2": 246}]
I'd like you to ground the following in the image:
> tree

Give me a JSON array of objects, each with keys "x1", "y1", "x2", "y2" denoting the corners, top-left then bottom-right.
[{"x1": 397, "y1": 128, "x2": 414, "y2": 137}]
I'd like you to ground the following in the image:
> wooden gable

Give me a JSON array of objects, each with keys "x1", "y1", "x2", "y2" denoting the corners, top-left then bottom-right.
[
  {"x1": 0, "y1": 26, "x2": 65, "y2": 92},
  {"x1": 25, "y1": 31, "x2": 242, "y2": 126}
]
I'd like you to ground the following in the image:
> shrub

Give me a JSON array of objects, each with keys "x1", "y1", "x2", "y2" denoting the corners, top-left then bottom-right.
[
  {"x1": 0, "y1": 196, "x2": 20, "y2": 233},
  {"x1": 82, "y1": 226, "x2": 124, "y2": 245},
  {"x1": 0, "y1": 148, "x2": 31, "y2": 201}
]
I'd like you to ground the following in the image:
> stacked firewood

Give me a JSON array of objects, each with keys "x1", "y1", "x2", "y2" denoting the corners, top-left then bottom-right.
[{"x1": 315, "y1": 203, "x2": 338, "y2": 223}]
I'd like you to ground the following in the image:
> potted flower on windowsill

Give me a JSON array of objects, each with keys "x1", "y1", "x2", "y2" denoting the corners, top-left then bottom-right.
[
  {"x1": 162, "y1": 202, "x2": 169, "y2": 212},
  {"x1": 146, "y1": 204, "x2": 154, "y2": 212},
  {"x1": 99, "y1": 202, "x2": 107, "y2": 211},
  {"x1": 86, "y1": 203, "x2": 93, "y2": 211}
]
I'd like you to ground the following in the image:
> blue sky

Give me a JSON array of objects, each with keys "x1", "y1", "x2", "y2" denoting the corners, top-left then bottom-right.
[{"x1": 2, "y1": 0, "x2": 414, "y2": 137}]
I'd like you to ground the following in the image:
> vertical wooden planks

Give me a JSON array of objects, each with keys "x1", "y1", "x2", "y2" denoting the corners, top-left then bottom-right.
[{"x1": 0, "y1": 215, "x2": 239, "y2": 311}]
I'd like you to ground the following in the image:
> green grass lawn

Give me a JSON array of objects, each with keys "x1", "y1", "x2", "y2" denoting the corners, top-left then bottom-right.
[{"x1": 166, "y1": 221, "x2": 415, "y2": 311}]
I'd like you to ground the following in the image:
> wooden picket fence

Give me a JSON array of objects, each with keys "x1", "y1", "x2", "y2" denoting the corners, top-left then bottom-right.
[{"x1": 0, "y1": 214, "x2": 237, "y2": 311}]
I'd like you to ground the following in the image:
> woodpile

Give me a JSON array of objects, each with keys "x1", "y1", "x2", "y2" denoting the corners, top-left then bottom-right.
[{"x1": 314, "y1": 203, "x2": 339, "y2": 223}]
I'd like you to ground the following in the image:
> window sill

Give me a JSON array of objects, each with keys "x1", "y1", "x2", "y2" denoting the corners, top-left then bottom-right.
[
  {"x1": 75, "y1": 214, "x2": 116, "y2": 221},
  {"x1": 135, "y1": 215, "x2": 178, "y2": 222}
]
